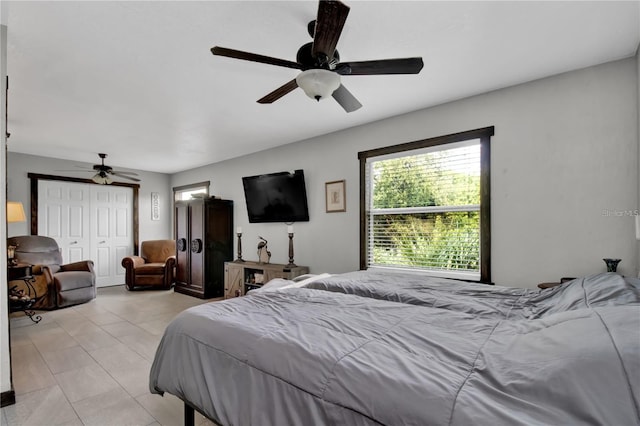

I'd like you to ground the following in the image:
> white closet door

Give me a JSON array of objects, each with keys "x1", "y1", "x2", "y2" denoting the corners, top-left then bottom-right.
[
  {"x1": 38, "y1": 181, "x2": 91, "y2": 263},
  {"x1": 90, "y1": 185, "x2": 133, "y2": 287},
  {"x1": 38, "y1": 181, "x2": 134, "y2": 287}
]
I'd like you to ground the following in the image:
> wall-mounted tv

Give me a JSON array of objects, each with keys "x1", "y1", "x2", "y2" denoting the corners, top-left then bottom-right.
[{"x1": 242, "y1": 169, "x2": 310, "y2": 223}]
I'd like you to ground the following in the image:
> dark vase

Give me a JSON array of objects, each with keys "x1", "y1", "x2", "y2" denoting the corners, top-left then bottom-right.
[{"x1": 603, "y1": 258, "x2": 621, "y2": 272}]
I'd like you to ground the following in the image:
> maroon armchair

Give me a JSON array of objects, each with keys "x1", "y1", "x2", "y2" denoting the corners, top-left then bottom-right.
[{"x1": 121, "y1": 240, "x2": 176, "y2": 290}]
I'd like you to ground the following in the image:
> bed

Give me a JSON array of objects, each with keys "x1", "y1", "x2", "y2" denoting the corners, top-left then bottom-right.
[{"x1": 149, "y1": 271, "x2": 640, "y2": 425}]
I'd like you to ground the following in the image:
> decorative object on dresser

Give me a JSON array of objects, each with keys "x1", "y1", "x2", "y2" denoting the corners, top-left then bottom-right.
[
  {"x1": 257, "y1": 236, "x2": 271, "y2": 264},
  {"x1": 121, "y1": 240, "x2": 176, "y2": 291},
  {"x1": 286, "y1": 225, "x2": 296, "y2": 268},
  {"x1": 603, "y1": 258, "x2": 621, "y2": 272},
  {"x1": 235, "y1": 227, "x2": 245, "y2": 262},
  {"x1": 175, "y1": 198, "x2": 233, "y2": 299},
  {"x1": 224, "y1": 260, "x2": 309, "y2": 299}
]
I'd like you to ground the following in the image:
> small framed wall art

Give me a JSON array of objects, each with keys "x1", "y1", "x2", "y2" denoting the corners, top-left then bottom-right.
[
  {"x1": 151, "y1": 192, "x2": 160, "y2": 221},
  {"x1": 325, "y1": 180, "x2": 346, "y2": 213}
]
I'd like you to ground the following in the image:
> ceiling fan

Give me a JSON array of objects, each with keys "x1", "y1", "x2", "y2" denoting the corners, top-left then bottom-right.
[
  {"x1": 58, "y1": 153, "x2": 140, "y2": 184},
  {"x1": 211, "y1": 0, "x2": 424, "y2": 113}
]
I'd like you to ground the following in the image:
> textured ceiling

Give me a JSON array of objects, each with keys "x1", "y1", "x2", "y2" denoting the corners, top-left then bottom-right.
[{"x1": 5, "y1": 1, "x2": 640, "y2": 173}]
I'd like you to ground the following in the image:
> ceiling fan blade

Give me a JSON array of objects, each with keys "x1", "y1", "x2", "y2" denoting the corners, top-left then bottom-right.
[
  {"x1": 332, "y1": 84, "x2": 362, "y2": 113},
  {"x1": 211, "y1": 46, "x2": 302, "y2": 70},
  {"x1": 336, "y1": 57, "x2": 424, "y2": 75},
  {"x1": 55, "y1": 169, "x2": 93, "y2": 172},
  {"x1": 110, "y1": 170, "x2": 139, "y2": 176},
  {"x1": 110, "y1": 172, "x2": 141, "y2": 182},
  {"x1": 312, "y1": 0, "x2": 350, "y2": 62},
  {"x1": 257, "y1": 79, "x2": 299, "y2": 104}
]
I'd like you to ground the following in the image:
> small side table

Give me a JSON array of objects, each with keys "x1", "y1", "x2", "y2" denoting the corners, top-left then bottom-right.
[
  {"x1": 537, "y1": 277, "x2": 577, "y2": 290},
  {"x1": 8, "y1": 263, "x2": 42, "y2": 324}
]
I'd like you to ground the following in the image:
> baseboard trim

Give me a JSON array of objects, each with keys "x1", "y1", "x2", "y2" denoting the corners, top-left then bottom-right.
[{"x1": 1, "y1": 389, "x2": 15, "y2": 407}]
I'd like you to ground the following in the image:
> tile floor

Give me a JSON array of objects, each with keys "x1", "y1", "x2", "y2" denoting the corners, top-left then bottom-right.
[{"x1": 1, "y1": 286, "x2": 221, "y2": 426}]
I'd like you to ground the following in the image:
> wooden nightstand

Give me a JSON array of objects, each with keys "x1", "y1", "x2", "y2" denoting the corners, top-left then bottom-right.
[
  {"x1": 8, "y1": 263, "x2": 32, "y2": 281},
  {"x1": 537, "y1": 277, "x2": 576, "y2": 289}
]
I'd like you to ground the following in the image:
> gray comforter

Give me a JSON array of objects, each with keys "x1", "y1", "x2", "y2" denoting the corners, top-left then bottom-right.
[
  {"x1": 149, "y1": 272, "x2": 640, "y2": 425},
  {"x1": 303, "y1": 270, "x2": 639, "y2": 319}
]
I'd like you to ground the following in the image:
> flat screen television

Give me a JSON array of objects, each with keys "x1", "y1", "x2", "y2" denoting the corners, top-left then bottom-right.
[{"x1": 242, "y1": 170, "x2": 310, "y2": 223}]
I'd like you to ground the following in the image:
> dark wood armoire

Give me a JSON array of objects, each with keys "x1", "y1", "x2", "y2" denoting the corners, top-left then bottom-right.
[{"x1": 174, "y1": 198, "x2": 233, "y2": 298}]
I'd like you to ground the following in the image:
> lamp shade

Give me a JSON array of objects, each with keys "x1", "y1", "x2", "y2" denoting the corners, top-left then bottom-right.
[
  {"x1": 295, "y1": 69, "x2": 341, "y2": 101},
  {"x1": 92, "y1": 172, "x2": 112, "y2": 185},
  {"x1": 7, "y1": 201, "x2": 27, "y2": 223}
]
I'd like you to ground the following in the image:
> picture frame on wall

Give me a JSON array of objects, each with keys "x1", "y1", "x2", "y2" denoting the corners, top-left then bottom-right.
[
  {"x1": 325, "y1": 180, "x2": 346, "y2": 213},
  {"x1": 151, "y1": 192, "x2": 160, "y2": 221}
]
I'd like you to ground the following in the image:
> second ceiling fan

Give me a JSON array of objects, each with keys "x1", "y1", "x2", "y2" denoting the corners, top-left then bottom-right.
[{"x1": 211, "y1": 0, "x2": 424, "y2": 113}]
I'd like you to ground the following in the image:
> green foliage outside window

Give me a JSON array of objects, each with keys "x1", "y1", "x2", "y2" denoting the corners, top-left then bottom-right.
[{"x1": 370, "y1": 149, "x2": 480, "y2": 272}]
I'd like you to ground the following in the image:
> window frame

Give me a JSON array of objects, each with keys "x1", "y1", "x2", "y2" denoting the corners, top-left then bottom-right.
[
  {"x1": 358, "y1": 127, "x2": 494, "y2": 283},
  {"x1": 172, "y1": 181, "x2": 210, "y2": 202}
]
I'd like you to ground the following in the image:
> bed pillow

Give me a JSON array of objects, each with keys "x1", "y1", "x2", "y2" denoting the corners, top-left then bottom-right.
[
  {"x1": 625, "y1": 276, "x2": 640, "y2": 290},
  {"x1": 532, "y1": 273, "x2": 639, "y2": 317}
]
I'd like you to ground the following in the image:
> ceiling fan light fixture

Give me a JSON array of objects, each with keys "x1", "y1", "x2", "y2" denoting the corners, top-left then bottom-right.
[
  {"x1": 295, "y1": 69, "x2": 341, "y2": 101},
  {"x1": 92, "y1": 172, "x2": 112, "y2": 185}
]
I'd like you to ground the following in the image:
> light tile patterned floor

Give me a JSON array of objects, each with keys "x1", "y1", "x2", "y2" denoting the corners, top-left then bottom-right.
[{"x1": 1, "y1": 286, "x2": 220, "y2": 426}]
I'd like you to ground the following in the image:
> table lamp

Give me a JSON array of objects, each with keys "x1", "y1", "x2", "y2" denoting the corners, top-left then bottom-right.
[{"x1": 7, "y1": 201, "x2": 26, "y2": 265}]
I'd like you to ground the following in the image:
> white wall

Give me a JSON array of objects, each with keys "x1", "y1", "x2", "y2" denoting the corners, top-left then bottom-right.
[
  {"x1": 6, "y1": 153, "x2": 173, "y2": 243},
  {"x1": 636, "y1": 46, "x2": 640, "y2": 277},
  {"x1": 172, "y1": 57, "x2": 639, "y2": 288},
  {"x1": 1, "y1": 19, "x2": 12, "y2": 397}
]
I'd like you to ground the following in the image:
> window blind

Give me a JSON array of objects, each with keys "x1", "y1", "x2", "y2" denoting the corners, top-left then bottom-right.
[{"x1": 366, "y1": 140, "x2": 481, "y2": 275}]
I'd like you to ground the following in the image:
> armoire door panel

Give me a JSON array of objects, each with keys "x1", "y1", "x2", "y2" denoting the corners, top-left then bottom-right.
[
  {"x1": 175, "y1": 203, "x2": 189, "y2": 285},
  {"x1": 189, "y1": 202, "x2": 205, "y2": 288}
]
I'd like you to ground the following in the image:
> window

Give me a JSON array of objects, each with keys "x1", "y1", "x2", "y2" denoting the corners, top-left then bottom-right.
[
  {"x1": 173, "y1": 181, "x2": 210, "y2": 202},
  {"x1": 358, "y1": 127, "x2": 493, "y2": 283}
]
